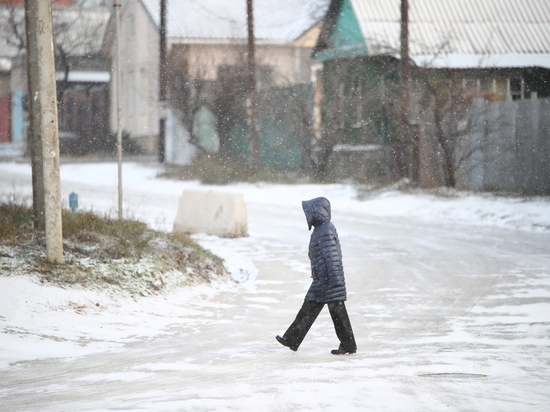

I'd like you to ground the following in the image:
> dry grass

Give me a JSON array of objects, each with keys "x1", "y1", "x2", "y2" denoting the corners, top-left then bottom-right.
[
  {"x1": 0, "y1": 197, "x2": 33, "y2": 240},
  {"x1": 159, "y1": 154, "x2": 308, "y2": 185},
  {"x1": 0, "y1": 198, "x2": 227, "y2": 297}
]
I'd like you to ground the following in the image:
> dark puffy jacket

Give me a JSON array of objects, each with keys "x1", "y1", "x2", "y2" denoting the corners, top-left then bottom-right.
[{"x1": 302, "y1": 197, "x2": 347, "y2": 303}]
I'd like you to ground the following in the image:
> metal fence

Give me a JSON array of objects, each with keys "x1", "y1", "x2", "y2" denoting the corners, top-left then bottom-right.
[{"x1": 460, "y1": 98, "x2": 550, "y2": 194}]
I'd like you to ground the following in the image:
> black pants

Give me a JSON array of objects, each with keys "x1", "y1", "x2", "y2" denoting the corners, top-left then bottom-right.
[{"x1": 282, "y1": 301, "x2": 357, "y2": 351}]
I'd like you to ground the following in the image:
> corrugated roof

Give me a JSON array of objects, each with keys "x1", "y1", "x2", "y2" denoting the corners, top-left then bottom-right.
[
  {"x1": 140, "y1": 0, "x2": 330, "y2": 42},
  {"x1": 350, "y1": 0, "x2": 550, "y2": 67}
]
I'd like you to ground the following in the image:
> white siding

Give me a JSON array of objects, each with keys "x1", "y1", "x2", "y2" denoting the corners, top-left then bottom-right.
[{"x1": 117, "y1": 0, "x2": 159, "y2": 152}]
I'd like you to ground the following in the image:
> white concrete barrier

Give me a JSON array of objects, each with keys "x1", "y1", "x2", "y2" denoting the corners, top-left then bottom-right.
[{"x1": 173, "y1": 190, "x2": 248, "y2": 238}]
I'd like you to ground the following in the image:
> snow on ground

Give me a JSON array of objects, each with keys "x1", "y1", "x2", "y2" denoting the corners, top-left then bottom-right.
[
  {"x1": 0, "y1": 160, "x2": 548, "y2": 364},
  {"x1": 0, "y1": 161, "x2": 549, "y2": 410},
  {"x1": 1, "y1": 161, "x2": 549, "y2": 233}
]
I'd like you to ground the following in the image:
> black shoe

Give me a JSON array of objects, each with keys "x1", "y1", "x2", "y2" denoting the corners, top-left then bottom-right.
[
  {"x1": 331, "y1": 344, "x2": 356, "y2": 355},
  {"x1": 276, "y1": 335, "x2": 298, "y2": 352}
]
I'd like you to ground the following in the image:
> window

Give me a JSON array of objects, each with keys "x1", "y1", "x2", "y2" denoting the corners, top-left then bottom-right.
[
  {"x1": 126, "y1": 14, "x2": 135, "y2": 45},
  {"x1": 509, "y1": 78, "x2": 523, "y2": 101},
  {"x1": 127, "y1": 70, "x2": 135, "y2": 118},
  {"x1": 461, "y1": 78, "x2": 478, "y2": 94},
  {"x1": 67, "y1": 97, "x2": 75, "y2": 132},
  {"x1": 352, "y1": 79, "x2": 362, "y2": 127},
  {"x1": 137, "y1": 68, "x2": 147, "y2": 116}
]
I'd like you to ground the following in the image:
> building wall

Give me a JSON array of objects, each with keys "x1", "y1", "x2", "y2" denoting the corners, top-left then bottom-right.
[
  {"x1": 59, "y1": 84, "x2": 109, "y2": 148},
  {"x1": 0, "y1": 72, "x2": 9, "y2": 95},
  {"x1": 111, "y1": 0, "x2": 159, "y2": 154},
  {"x1": 113, "y1": 0, "x2": 318, "y2": 155},
  {"x1": 0, "y1": 73, "x2": 10, "y2": 143},
  {"x1": 170, "y1": 42, "x2": 313, "y2": 86},
  {"x1": 0, "y1": 94, "x2": 10, "y2": 142}
]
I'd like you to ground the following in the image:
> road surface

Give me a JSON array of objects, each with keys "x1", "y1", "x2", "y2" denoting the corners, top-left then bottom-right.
[{"x1": 0, "y1": 163, "x2": 549, "y2": 411}]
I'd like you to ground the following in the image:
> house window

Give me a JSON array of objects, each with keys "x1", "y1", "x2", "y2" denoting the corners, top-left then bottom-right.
[
  {"x1": 67, "y1": 97, "x2": 75, "y2": 132},
  {"x1": 127, "y1": 70, "x2": 135, "y2": 118},
  {"x1": 78, "y1": 99, "x2": 88, "y2": 136},
  {"x1": 509, "y1": 78, "x2": 523, "y2": 101},
  {"x1": 461, "y1": 78, "x2": 477, "y2": 94},
  {"x1": 137, "y1": 68, "x2": 147, "y2": 116},
  {"x1": 257, "y1": 65, "x2": 275, "y2": 89},
  {"x1": 487, "y1": 78, "x2": 508, "y2": 101},
  {"x1": 352, "y1": 79, "x2": 362, "y2": 127},
  {"x1": 92, "y1": 91, "x2": 103, "y2": 134},
  {"x1": 127, "y1": 14, "x2": 135, "y2": 44},
  {"x1": 338, "y1": 82, "x2": 344, "y2": 129}
]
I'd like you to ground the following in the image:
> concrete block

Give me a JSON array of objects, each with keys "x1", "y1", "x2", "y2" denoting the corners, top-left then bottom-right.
[{"x1": 173, "y1": 190, "x2": 248, "y2": 238}]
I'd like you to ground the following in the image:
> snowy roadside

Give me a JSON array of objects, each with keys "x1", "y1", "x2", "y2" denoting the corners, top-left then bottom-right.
[
  {"x1": 0, "y1": 161, "x2": 549, "y2": 370},
  {"x1": 351, "y1": 188, "x2": 550, "y2": 233},
  {"x1": 1, "y1": 161, "x2": 549, "y2": 233}
]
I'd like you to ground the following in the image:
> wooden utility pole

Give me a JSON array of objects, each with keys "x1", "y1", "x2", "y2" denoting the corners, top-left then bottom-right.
[
  {"x1": 246, "y1": 0, "x2": 259, "y2": 166},
  {"x1": 25, "y1": 0, "x2": 64, "y2": 264},
  {"x1": 400, "y1": 0, "x2": 411, "y2": 179},
  {"x1": 158, "y1": 0, "x2": 167, "y2": 162}
]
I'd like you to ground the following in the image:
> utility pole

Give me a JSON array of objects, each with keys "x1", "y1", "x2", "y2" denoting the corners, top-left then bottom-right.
[
  {"x1": 28, "y1": 72, "x2": 45, "y2": 231},
  {"x1": 25, "y1": 0, "x2": 64, "y2": 264},
  {"x1": 246, "y1": 0, "x2": 259, "y2": 166},
  {"x1": 400, "y1": 0, "x2": 411, "y2": 179},
  {"x1": 26, "y1": 11, "x2": 45, "y2": 232},
  {"x1": 158, "y1": 0, "x2": 167, "y2": 162},
  {"x1": 114, "y1": 0, "x2": 123, "y2": 219}
]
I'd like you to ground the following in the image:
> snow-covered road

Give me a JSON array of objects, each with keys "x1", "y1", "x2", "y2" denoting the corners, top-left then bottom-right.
[{"x1": 1, "y1": 161, "x2": 549, "y2": 411}]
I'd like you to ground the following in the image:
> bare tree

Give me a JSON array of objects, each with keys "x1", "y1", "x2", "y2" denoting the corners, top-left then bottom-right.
[
  {"x1": 415, "y1": 70, "x2": 513, "y2": 189},
  {"x1": 167, "y1": 45, "x2": 226, "y2": 156},
  {"x1": 213, "y1": 62, "x2": 249, "y2": 158},
  {"x1": 313, "y1": 58, "x2": 351, "y2": 181},
  {"x1": 1, "y1": 4, "x2": 109, "y2": 230},
  {"x1": 313, "y1": 56, "x2": 402, "y2": 182},
  {"x1": 0, "y1": 5, "x2": 110, "y2": 102}
]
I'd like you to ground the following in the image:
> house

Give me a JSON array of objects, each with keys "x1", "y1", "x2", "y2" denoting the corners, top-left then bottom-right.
[
  {"x1": 0, "y1": 2, "x2": 111, "y2": 156},
  {"x1": 315, "y1": 0, "x2": 550, "y2": 96},
  {"x1": 110, "y1": 0, "x2": 330, "y2": 163},
  {"x1": 311, "y1": 0, "x2": 550, "y2": 185}
]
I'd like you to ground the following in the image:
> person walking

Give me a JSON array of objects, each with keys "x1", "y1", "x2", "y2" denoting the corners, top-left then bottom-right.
[{"x1": 276, "y1": 197, "x2": 357, "y2": 355}]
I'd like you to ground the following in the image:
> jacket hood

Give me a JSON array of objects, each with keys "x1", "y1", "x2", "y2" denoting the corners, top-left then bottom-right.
[{"x1": 302, "y1": 197, "x2": 331, "y2": 230}]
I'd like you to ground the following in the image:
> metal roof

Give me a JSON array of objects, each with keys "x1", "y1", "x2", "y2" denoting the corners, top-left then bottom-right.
[
  {"x1": 140, "y1": 0, "x2": 330, "y2": 42},
  {"x1": 350, "y1": 0, "x2": 550, "y2": 68}
]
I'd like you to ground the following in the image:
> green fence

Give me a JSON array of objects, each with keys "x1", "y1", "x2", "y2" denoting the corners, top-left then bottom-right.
[{"x1": 227, "y1": 84, "x2": 312, "y2": 168}]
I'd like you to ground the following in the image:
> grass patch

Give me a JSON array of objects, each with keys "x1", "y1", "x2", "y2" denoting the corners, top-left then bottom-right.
[
  {"x1": 0, "y1": 199, "x2": 228, "y2": 297},
  {"x1": 62, "y1": 210, "x2": 155, "y2": 260},
  {"x1": 0, "y1": 192, "x2": 33, "y2": 240},
  {"x1": 0, "y1": 202, "x2": 33, "y2": 240}
]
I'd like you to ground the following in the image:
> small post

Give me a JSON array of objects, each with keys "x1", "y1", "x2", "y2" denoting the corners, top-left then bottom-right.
[{"x1": 69, "y1": 192, "x2": 79, "y2": 214}]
